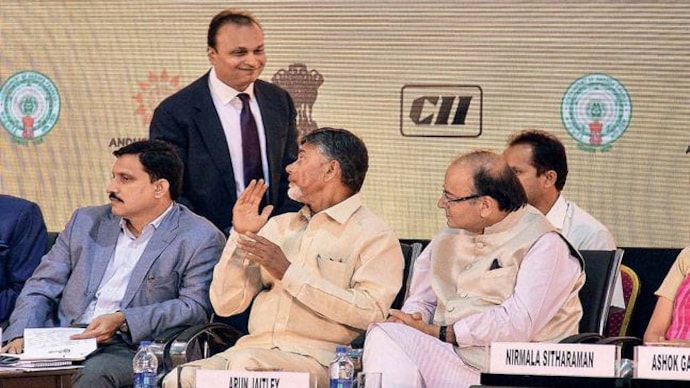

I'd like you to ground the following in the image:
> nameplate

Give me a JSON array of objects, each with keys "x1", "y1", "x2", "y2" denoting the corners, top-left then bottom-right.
[
  {"x1": 636, "y1": 345, "x2": 690, "y2": 380},
  {"x1": 196, "y1": 370, "x2": 311, "y2": 388},
  {"x1": 488, "y1": 342, "x2": 618, "y2": 378}
]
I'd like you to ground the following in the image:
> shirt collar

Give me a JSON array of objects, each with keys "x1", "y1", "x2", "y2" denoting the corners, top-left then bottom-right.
[
  {"x1": 545, "y1": 195, "x2": 567, "y2": 230},
  {"x1": 297, "y1": 193, "x2": 363, "y2": 224},
  {"x1": 208, "y1": 67, "x2": 255, "y2": 105},
  {"x1": 119, "y1": 203, "x2": 174, "y2": 238}
]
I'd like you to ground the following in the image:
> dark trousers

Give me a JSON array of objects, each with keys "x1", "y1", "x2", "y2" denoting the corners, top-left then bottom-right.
[{"x1": 73, "y1": 341, "x2": 137, "y2": 388}]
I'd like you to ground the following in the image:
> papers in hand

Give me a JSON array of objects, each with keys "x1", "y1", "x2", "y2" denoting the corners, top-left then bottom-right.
[{"x1": 21, "y1": 327, "x2": 97, "y2": 361}]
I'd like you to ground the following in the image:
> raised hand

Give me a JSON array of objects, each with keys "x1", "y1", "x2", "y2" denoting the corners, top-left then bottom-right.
[{"x1": 232, "y1": 179, "x2": 274, "y2": 234}]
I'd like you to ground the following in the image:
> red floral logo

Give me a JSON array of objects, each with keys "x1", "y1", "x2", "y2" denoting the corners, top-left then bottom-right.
[{"x1": 133, "y1": 70, "x2": 181, "y2": 126}]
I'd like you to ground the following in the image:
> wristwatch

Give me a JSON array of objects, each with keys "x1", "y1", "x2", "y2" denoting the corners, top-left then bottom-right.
[
  {"x1": 117, "y1": 310, "x2": 129, "y2": 333},
  {"x1": 439, "y1": 325, "x2": 447, "y2": 342},
  {"x1": 120, "y1": 320, "x2": 129, "y2": 333}
]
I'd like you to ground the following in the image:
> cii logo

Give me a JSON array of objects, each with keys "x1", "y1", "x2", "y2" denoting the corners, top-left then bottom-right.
[{"x1": 400, "y1": 85, "x2": 482, "y2": 137}]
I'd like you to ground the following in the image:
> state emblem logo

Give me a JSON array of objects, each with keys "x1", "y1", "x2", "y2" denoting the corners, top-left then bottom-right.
[
  {"x1": 561, "y1": 73, "x2": 631, "y2": 152},
  {"x1": 0, "y1": 71, "x2": 60, "y2": 144},
  {"x1": 272, "y1": 63, "x2": 323, "y2": 137}
]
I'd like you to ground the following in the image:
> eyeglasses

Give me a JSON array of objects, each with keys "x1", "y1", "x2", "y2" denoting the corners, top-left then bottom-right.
[{"x1": 441, "y1": 191, "x2": 481, "y2": 205}]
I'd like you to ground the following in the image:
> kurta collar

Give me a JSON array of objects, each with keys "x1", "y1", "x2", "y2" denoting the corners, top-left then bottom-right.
[
  {"x1": 298, "y1": 193, "x2": 363, "y2": 224},
  {"x1": 481, "y1": 205, "x2": 534, "y2": 235}
]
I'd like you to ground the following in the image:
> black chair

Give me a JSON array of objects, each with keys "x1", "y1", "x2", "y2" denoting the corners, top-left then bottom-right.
[
  {"x1": 578, "y1": 251, "x2": 643, "y2": 360},
  {"x1": 46, "y1": 231, "x2": 59, "y2": 254},
  {"x1": 152, "y1": 318, "x2": 242, "y2": 379},
  {"x1": 350, "y1": 242, "x2": 423, "y2": 349},
  {"x1": 561, "y1": 249, "x2": 624, "y2": 343},
  {"x1": 481, "y1": 249, "x2": 639, "y2": 387},
  {"x1": 392, "y1": 242, "x2": 423, "y2": 310}
]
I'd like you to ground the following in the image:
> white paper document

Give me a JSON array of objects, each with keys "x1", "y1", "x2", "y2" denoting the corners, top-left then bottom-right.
[{"x1": 20, "y1": 327, "x2": 97, "y2": 360}]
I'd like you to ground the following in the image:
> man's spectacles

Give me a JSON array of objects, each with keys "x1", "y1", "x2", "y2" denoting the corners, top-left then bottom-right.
[{"x1": 441, "y1": 191, "x2": 481, "y2": 204}]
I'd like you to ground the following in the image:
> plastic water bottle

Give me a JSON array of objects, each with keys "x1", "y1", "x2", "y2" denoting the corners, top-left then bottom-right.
[
  {"x1": 329, "y1": 345, "x2": 354, "y2": 388},
  {"x1": 133, "y1": 341, "x2": 158, "y2": 388}
]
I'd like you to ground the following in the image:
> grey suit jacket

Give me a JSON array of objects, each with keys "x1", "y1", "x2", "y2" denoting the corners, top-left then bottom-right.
[
  {"x1": 5, "y1": 203, "x2": 225, "y2": 345},
  {"x1": 150, "y1": 72, "x2": 300, "y2": 233}
]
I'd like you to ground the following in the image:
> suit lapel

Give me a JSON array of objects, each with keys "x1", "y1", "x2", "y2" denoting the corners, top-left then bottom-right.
[
  {"x1": 88, "y1": 212, "x2": 121, "y2": 296},
  {"x1": 193, "y1": 73, "x2": 237, "y2": 199},
  {"x1": 121, "y1": 205, "x2": 178, "y2": 307}
]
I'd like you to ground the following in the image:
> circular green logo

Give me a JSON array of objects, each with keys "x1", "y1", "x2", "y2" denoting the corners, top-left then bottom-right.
[
  {"x1": 0, "y1": 71, "x2": 60, "y2": 143},
  {"x1": 561, "y1": 73, "x2": 631, "y2": 151}
]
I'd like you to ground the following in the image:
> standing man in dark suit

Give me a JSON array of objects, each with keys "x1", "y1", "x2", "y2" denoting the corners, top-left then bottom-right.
[
  {"x1": 150, "y1": 8, "x2": 299, "y2": 235},
  {"x1": 2, "y1": 140, "x2": 225, "y2": 387}
]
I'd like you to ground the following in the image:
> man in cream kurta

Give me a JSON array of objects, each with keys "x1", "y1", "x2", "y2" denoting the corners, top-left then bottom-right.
[
  {"x1": 163, "y1": 128, "x2": 403, "y2": 388},
  {"x1": 363, "y1": 150, "x2": 585, "y2": 388}
]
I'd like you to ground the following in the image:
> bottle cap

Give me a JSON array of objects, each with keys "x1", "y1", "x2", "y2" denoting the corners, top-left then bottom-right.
[
  {"x1": 140, "y1": 341, "x2": 152, "y2": 347},
  {"x1": 335, "y1": 345, "x2": 348, "y2": 354}
]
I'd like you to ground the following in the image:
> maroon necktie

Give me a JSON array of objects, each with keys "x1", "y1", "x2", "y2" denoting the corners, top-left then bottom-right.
[{"x1": 238, "y1": 93, "x2": 263, "y2": 187}]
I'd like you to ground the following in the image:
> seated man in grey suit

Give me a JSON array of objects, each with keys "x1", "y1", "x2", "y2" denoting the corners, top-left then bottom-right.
[{"x1": 1, "y1": 140, "x2": 226, "y2": 388}]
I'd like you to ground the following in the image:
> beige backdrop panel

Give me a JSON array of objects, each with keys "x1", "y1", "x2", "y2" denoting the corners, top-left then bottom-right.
[{"x1": 1, "y1": 1, "x2": 688, "y2": 247}]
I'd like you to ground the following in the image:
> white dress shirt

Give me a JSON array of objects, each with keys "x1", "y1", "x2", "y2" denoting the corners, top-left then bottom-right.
[
  {"x1": 546, "y1": 195, "x2": 616, "y2": 250},
  {"x1": 546, "y1": 195, "x2": 624, "y2": 309}
]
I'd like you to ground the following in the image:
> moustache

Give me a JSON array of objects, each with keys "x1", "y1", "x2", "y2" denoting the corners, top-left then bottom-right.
[{"x1": 108, "y1": 193, "x2": 123, "y2": 202}]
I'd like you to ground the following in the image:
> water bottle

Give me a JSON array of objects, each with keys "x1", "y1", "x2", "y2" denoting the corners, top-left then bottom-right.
[
  {"x1": 329, "y1": 345, "x2": 354, "y2": 388},
  {"x1": 133, "y1": 341, "x2": 158, "y2": 388}
]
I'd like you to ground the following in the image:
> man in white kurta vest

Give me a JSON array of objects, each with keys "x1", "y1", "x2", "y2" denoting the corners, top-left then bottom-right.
[
  {"x1": 363, "y1": 150, "x2": 585, "y2": 388},
  {"x1": 503, "y1": 129, "x2": 623, "y2": 310}
]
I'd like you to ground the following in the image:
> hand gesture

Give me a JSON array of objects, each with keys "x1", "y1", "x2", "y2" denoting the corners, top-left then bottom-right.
[
  {"x1": 1, "y1": 338, "x2": 24, "y2": 354},
  {"x1": 389, "y1": 309, "x2": 435, "y2": 335},
  {"x1": 70, "y1": 311, "x2": 125, "y2": 344},
  {"x1": 236, "y1": 232, "x2": 290, "y2": 279},
  {"x1": 232, "y1": 179, "x2": 274, "y2": 234}
]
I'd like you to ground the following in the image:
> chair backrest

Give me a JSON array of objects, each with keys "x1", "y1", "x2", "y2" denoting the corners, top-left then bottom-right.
[
  {"x1": 605, "y1": 264, "x2": 641, "y2": 337},
  {"x1": 391, "y1": 242, "x2": 423, "y2": 310},
  {"x1": 578, "y1": 249, "x2": 624, "y2": 335},
  {"x1": 46, "y1": 232, "x2": 59, "y2": 254}
]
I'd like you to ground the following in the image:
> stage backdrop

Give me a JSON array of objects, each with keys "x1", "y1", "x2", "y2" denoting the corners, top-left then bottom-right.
[{"x1": 1, "y1": 1, "x2": 688, "y2": 248}]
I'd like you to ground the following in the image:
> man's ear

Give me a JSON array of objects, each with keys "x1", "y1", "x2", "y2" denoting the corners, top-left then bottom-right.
[
  {"x1": 542, "y1": 170, "x2": 558, "y2": 188},
  {"x1": 323, "y1": 159, "x2": 340, "y2": 182},
  {"x1": 478, "y1": 195, "x2": 496, "y2": 218},
  {"x1": 154, "y1": 179, "x2": 170, "y2": 198},
  {"x1": 207, "y1": 47, "x2": 217, "y2": 64}
]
